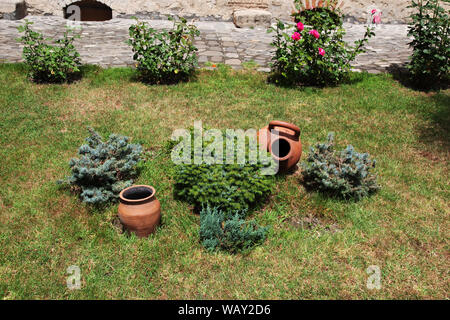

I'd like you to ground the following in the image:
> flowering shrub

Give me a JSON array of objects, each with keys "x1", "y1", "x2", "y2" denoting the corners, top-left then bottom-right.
[
  {"x1": 292, "y1": 1, "x2": 343, "y2": 32},
  {"x1": 370, "y1": 9, "x2": 383, "y2": 25},
  {"x1": 17, "y1": 20, "x2": 81, "y2": 83},
  {"x1": 128, "y1": 17, "x2": 200, "y2": 84},
  {"x1": 268, "y1": 17, "x2": 374, "y2": 87},
  {"x1": 407, "y1": 0, "x2": 449, "y2": 90},
  {"x1": 301, "y1": 133, "x2": 380, "y2": 200}
]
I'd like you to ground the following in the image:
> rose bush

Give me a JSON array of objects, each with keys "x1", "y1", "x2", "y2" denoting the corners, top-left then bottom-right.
[
  {"x1": 17, "y1": 20, "x2": 81, "y2": 83},
  {"x1": 407, "y1": 0, "x2": 449, "y2": 90},
  {"x1": 128, "y1": 16, "x2": 200, "y2": 84},
  {"x1": 268, "y1": 16, "x2": 375, "y2": 87},
  {"x1": 292, "y1": 1, "x2": 342, "y2": 32}
]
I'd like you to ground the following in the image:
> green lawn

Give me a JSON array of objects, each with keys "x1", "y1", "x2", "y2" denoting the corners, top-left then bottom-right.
[{"x1": 0, "y1": 63, "x2": 448, "y2": 299}]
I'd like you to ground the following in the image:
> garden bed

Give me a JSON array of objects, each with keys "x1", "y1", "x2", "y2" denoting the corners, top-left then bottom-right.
[{"x1": 0, "y1": 63, "x2": 448, "y2": 299}]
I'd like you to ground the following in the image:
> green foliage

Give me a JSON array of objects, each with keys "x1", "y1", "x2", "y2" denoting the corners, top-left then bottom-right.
[
  {"x1": 59, "y1": 128, "x2": 143, "y2": 205},
  {"x1": 407, "y1": 0, "x2": 449, "y2": 89},
  {"x1": 200, "y1": 206, "x2": 268, "y2": 253},
  {"x1": 301, "y1": 133, "x2": 380, "y2": 200},
  {"x1": 128, "y1": 16, "x2": 200, "y2": 84},
  {"x1": 172, "y1": 129, "x2": 274, "y2": 212},
  {"x1": 268, "y1": 16, "x2": 374, "y2": 87},
  {"x1": 292, "y1": 2, "x2": 343, "y2": 32},
  {"x1": 17, "y1": 20, "x2": 81, "y2": 83}
]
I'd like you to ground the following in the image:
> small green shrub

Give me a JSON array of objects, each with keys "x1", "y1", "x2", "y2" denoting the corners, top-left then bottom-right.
[
  {"x1": 17, "y1": 20, "x2": 81, "y2": 83},
  {"x1": 128, "y1": 16, "x2": 200, "y2": 84},
  {"x1": 292, "y1": 1, "x2": 343, "y2": 32},
  {"x1": 59, "y1": 128, "x2": 143, "y2": 205},
  {"x1": 200, "y1": 206, "x2": 268, "y2": 253},
  {"x1": 407, "y1": 0, "x2": 449, "y2": 89},
  {"x1": 301, "y1": 133, "x2": 380, "y2": 200},
  {"x1": 268, "y1": 15, "x2": 374, "y2": 87},
  {"x1": 172, "y1": 129, "x2": 274, "y2": 212}
]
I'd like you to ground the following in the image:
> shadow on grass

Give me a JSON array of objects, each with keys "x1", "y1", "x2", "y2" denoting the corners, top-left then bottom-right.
[
  {"x1": 81, "y1": 64, "x2": 200, "y2": 87},
  {"x1": 266, "y1": 71, "x2": 368, "y2": 90},
  {"x1": 384, "y1": 63, "x2": 450, "y2": 158},
  {"x1": 387, "y1": 63, "x2": 449, "y2": 92},
  {"x1": 417, "y1": 93, "x2": 450, "y2": 156}
]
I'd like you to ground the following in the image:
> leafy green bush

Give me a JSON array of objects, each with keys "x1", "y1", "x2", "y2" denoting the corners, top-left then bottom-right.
[
  {"x1": 301, "y1": 133, "x2": 380, "y2": 200},
  {"x1": 268, "y1": 15, "x2": 374, "y2": 87},
  {"x1": 17, "y1": 20, "x2": 81, "y2": 83},
  {"x1": 172, "y1": 129, "x2": 274, "y2": 212},
  {"x1": 407, "y1": 0, "x2": 449, "y2": 89},
  {"x1": 128, "y1": 17, "x2": 200, "y2": 84},
  {"x1": 292, "y1": 1, "x2": 343, "y2": 32},
  {"x1": 200, "y1": 206, "x2": 268, "y2": 253},
  {"x1": 59, "y1": 128, "x2": 143, "y2": 205}
]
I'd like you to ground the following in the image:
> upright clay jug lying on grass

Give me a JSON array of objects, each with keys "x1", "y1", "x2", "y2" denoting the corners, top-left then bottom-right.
[
  {"x1": 258, "y1": 120, "x2": 302, "y2": 173},
  {"x1": 118, "y1": 185, "x2": 161, "y2": 238}
]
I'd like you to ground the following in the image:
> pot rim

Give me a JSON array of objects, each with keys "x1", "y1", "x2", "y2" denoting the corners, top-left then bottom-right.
[
  {"x1": 270, "y1": 137, "x2": 292, "y2": 161},
  {"x1": 119, "y1": 185, "x2": 156, "y2": 204}
]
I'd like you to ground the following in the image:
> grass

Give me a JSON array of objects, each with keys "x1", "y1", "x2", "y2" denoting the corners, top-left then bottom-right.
[{"x1": 0, "y1": 63, "x2": 448, "y2": 299}]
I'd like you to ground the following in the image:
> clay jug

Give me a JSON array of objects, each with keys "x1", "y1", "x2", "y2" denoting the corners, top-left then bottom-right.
[
  {"x1": 258, "y1": 120, "x2": 302, "y2": 173},
  {"x1": 118, "y1": 185, "x2": 161, "y2": 238}
]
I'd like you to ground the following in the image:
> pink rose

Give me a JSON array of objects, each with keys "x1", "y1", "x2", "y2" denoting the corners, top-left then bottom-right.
[
  {"x1": 291, "y1": 32, "x2": 301, "y2": 41},
  {"x1": 309, "y1": 29, "x2": 320, "y2": 39},
  {"x1": 297, "y1": 22, "x2": 304, "y2": 31},
  {"x1": 373, "y1": 12, "x2": 382, "y2": 24},
  {"x1": 318, "y1": 47, "x2": 325, "y2": 56},
  {"x1": 371, "y1": 9, "x2": 377, "y2": 15}
]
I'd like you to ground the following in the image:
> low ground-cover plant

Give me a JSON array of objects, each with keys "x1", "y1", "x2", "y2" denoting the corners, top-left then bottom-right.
[
  {"x1": 200, "y1": 206, "x2": 268, "y2": 253},
  {"x1": 171, "y1": 129, "x2": 274, "y2": 213},
  {"x1": 407, "y1": 0, "x2": 449, "y2": 90},
  {"x1": 59, "y1": 128, "x2": 143, "y2": 205},
  {"x1": 17, "y1": 20, "x2": 81, "y2": 83},
  {"x1": 128, "y1": 16, "x2": 200, "y2": 84},
  {"x1": 301, "y1": 133, "x2": 380, "y2": 200},
  {"x1": 268, "y1": 11, "x2": 374, "y2": 87}
]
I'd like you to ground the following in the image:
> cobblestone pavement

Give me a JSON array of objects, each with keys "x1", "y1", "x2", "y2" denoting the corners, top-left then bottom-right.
[{"x1": 0, "y1": 16, "x2": 411, "y2": 73}]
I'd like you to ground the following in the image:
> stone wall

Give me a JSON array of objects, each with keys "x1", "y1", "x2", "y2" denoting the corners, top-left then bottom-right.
[{"x1": 0, "y1": 0, "x2": 448, "y2": 23}]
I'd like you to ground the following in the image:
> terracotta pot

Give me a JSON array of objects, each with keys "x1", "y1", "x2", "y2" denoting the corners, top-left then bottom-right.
[
  {"x1": 258, "y1": 121, "x2": 302, "y2": 173},
  {"x1": 118, "y1": 185, "x2": 161, "y2": 238}
]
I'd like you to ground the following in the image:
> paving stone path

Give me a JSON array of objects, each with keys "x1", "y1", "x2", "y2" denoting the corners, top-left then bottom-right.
[{"x1": 0, "y1": 16, "x2": 411, "y2": 73}]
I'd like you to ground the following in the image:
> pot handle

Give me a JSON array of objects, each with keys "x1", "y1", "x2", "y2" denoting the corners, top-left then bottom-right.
[{"x1": 269, "y1": 121, "x2": 301, "y2": 138}]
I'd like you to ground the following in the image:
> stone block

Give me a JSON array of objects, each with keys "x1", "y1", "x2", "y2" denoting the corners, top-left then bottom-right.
[
  {"x1": 0, "y1": 0, "x2": 27, "y2": 20},
  {"x1": 233, "y1": 9, "x2": 272, "y2": 28}
]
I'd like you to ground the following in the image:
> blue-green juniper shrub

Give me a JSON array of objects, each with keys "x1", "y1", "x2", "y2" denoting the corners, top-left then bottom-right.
[
  {"x1": 301, "y1": 133, "x2": 380, "y2": 200},
  {"x1": 59, "y1": 128, "x2": 143, "y2": 205},
  {"x1": 200, "y1": 206, "x2": 268, "y2": 253}
]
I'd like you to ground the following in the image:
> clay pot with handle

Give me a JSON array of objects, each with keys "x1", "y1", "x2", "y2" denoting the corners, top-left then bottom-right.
[
  {"x1": 258, "y1": 120, "x2": 302, "y2": 173},
  {"x1": 118, "y1": 185, "x2": 161, "y2": 238}
]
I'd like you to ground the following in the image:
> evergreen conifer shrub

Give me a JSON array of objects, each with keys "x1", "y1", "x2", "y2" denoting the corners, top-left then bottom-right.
[
  {"x1": 301, "y1": 133, "x2": 380, "y2": 200},
  {"x1": 59, "y1": 128, "x2": 143, "y2": 205},
  {"x1": 172, "y1": 129, "x2": 274, "y2": 213},
  {"x1": 200, "y1": 206, "x2": 268, "y2": 253}
]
